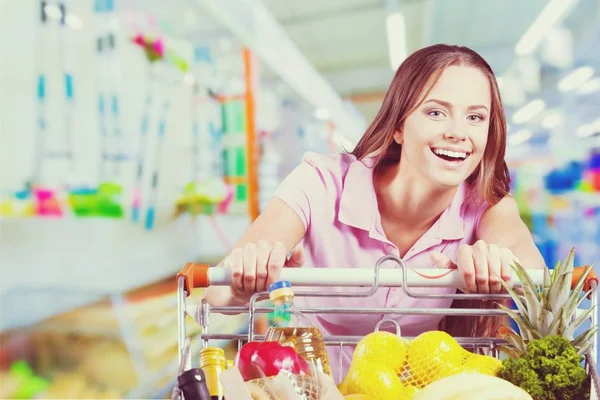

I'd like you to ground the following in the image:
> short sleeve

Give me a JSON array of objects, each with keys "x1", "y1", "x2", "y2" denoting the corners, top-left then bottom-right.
[{"x1": 273, "y1": 154, "x2": 327, "y2": 230}]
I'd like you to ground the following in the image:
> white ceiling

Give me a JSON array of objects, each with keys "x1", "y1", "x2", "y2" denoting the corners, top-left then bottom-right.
[{"x1": 258, "y1": 0, "x2": 599, "y2": 122}]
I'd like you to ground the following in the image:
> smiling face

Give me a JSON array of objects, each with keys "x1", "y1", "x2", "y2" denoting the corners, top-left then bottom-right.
[{"x1": 395, "y1": 65, "x2": 492, "y2": 189}]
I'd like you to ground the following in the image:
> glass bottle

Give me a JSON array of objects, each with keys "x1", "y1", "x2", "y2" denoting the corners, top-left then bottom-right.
[
  {"x1": 264, "y1": 281, "x2": 331, "y2": 376},
  {"x1": 199, "y1": 347, "x2": 227, "y2": 400}
]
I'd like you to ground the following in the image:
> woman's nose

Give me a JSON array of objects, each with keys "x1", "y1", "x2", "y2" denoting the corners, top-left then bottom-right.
[{"x1": 443, "y1": 120, "x2": 467, "y2": 140}]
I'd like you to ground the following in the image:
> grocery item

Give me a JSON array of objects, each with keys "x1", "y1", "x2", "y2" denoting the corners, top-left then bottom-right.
[
  {"x1": 412, "y1": 372, "x2": 533, "y2": 400},
  {"x1": 265, "y1": 281, "x2": 331, "y2": 376},
  {"x1": 498, "y1": 248, "x2": 597, "y2": 358},
  {"x1": 498, "y1": 335, "x2": 590, "y2": 400},
  {"x1": 177, "y1": 368, "x2": 212, "y2": 400},
  {"x1": 199, "y1": 347, "x2": 227, "y2": 399},
  {"x1": 351, "y1": 331, "x2": 409, "y2": 374},
  {"x1": 406, "y1": 330, "x2": 469, "y2": 386},
  {"x1": 339, "y1": 359, "x2": 406, "y2": 399},
  {"x1": 461, "y1": 353, "x2": 502, "y2": 375},
  {"x1": 236, "y1": 341, "x2": 310, "y2": 380}
]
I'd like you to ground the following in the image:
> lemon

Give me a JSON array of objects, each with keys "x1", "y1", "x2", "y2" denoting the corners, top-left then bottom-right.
[
  {"x1": 343, "y1": 395, "x2": 375, "y2": 400},
  {"x1": 406, "y1": 331, "x2": 469, "y2": 387},
  {"x1": 341, "y1": 360, "x2": 407, "y2": 400},
  {"x1": 461, "y1": 354, "x2": 502, "y2": 376},
  {"x1": 403, "y1": 385, "x2": 421, "y2": 399},
  {"x1": 353, "y1": 331, "x2": 409, "y2": 374}
]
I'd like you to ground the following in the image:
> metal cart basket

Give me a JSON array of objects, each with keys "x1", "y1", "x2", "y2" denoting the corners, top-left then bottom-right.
[{"x1": 175, "y1": 255, "x2": 599, "y2": 399}]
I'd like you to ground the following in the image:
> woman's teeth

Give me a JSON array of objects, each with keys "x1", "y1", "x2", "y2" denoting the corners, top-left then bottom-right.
[{"x1": 432, "y1": 148, "x2": 468, "y2": 160}]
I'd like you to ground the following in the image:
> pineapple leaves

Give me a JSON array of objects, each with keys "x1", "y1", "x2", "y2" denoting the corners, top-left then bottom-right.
[
  {"x1": 572, "y1": 326, "x2": 599, "y2": 356},
  {"x1": 498, "y1": 345, "x2": 521, "y2": 360},
  {"x1": 547, "y1": 248, "x2": 575, "y2": 309},
  {"x1": 565, "y1": 306, "x2": 596, "y2": 339},
  {"x1": 498, "y1": 304, "x2": 541, "y2": 341},
  {"x1": 498, "y1": 279, "x2": 528, "y2": 318},
  {"x1": 545, "y1": 306, "x2": 566, "y2": 337},
  {"x1": 561, "y1": 265, "x2": 594, "y2": 330},
  {"x1": 499, "y1": 326, "x2": 528, "y2": 357},
  {"x1": 499, "y1": 249, "x2": 595, "y2": 357},
  {"x1": 511, "y1": 261, "x2": 538, "y2": 295}
]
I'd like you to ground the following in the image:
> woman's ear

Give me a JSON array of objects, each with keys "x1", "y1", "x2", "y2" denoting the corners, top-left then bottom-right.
[{"x1": 393, "y1": 130, "x2": 403, "y2": 145}]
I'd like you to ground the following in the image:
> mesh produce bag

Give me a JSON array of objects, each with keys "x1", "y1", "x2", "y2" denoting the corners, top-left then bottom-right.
[{"x1": 339, "y1": 330, "x2": 502, "y2": 399}]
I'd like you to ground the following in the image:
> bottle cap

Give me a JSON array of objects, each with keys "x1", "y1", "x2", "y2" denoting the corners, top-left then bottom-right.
[
  {"x1": 268, "y1": 281, "x2": 294, "y2": 302},
  {"x1": 268, "y1": 281, "x2": 291, "y2": 292},
  {"x1": 199, "y1": 347, "x2": 226, "y2": 368}
]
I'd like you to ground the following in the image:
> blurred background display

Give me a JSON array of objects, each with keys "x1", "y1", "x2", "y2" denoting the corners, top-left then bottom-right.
[{"x1": 0, "y1": 0, "x2": 598, "y2": 398}]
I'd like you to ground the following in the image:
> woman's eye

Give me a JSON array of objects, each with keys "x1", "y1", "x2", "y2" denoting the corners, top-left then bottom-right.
[
  {"x1": 428, "y1": 110, "x2": 445, "y2": 118},
  {"x1": 468, "y1": 114, "x2": 484, "y2": 122}
]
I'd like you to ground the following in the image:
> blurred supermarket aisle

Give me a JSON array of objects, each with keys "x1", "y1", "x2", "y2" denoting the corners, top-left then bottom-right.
[{"x1": 0, "y1": 0, "x2": 599, "y2": 398}]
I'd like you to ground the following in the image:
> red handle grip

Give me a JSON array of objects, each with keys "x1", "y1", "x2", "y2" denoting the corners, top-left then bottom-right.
[
  {"x1": 177, "y1": 263, "x2": 210, "y2": 296},
  {"x1": 572, "y1": 266, "x2": 598, "y2": 293}
]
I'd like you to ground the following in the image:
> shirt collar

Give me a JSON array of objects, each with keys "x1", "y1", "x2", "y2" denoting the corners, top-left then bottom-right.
[{"x1": 338, "y1": 156, "x2": 465, "y2": 241}]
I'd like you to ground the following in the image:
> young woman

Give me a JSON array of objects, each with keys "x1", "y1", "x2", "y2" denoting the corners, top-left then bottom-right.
[{"x1": 205, "y1": 44, "x2": 545, "y2": 378}]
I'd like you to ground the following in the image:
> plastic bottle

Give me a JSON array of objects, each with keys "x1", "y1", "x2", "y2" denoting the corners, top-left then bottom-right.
[
  {"x1": 264, "y1": 281, "x2": 332, "y2": 376},
  {"x1": 199, "y1": 347, "x2": 227, "y2": 399}
]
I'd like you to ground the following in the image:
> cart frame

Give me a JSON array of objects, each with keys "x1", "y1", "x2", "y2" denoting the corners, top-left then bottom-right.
[{"x1": 175, "y1": 255, "x2": 599, "y2": 399}]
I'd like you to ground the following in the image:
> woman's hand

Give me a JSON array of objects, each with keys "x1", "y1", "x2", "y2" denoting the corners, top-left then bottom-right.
[
  {"x1": 430, "y1": 240, "x2": 518, "y2": 294},
  {"x1": 224, "y1": 240, "x2": 305, "y2": 302}
]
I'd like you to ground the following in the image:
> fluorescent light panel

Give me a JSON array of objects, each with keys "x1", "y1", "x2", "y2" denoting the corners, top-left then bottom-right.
[
  {"x1": 515, "y1": 0, "x2": 578, "y2": 56},
  {"x1": 386, "y1": 12, "x2": 407, "y2": 70},
  {"x1": 558, "y1": 66, "x2": 595, "y2": 92},
  {"x1": 509, "y1": 129, "x2": 533, "y2": 146},
  {"x1": 512, "y1": 99, "x2": 546, "y2": 124}
]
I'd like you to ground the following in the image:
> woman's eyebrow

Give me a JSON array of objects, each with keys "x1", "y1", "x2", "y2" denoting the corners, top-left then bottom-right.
[{"x1": 424, "y1": 99, "x2": 489, "y2": 112}]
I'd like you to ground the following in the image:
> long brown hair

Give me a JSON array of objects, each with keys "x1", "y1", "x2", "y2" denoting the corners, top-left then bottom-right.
[{"x1": 352, "y1": 44, "x2": 511, "y2": 338}]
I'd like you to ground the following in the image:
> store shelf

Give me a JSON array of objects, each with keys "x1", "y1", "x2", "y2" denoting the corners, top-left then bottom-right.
[{"x1": 0, "y1": 217, "x2": 234, "y2": 331}]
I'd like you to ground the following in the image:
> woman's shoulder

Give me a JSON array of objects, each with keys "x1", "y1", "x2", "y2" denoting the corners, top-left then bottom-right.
[
  {"x1": 301, "y1": 151, "x2": 356, "y2": 174},
  {"x1": 295, "y1": 151, "x2": 358, "y2": 186}
]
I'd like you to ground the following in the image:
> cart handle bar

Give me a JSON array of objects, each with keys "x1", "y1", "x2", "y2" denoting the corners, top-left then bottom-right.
[{"x1": 176, "y1": 262, "x2": 597, "y2": 297}]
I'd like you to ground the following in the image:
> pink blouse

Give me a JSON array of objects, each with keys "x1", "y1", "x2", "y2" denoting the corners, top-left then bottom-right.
[{"x1": 273, "y1": 152, "x2": 488, "y2": 381}]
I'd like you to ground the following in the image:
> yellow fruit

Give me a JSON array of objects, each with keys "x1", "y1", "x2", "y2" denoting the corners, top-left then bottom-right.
[
  {"x1": 353, "y1": 331, "x2": 409, "y2": 374},
  {"x1": 403, "y1": 385, "x2": 421, "y2": 399},
  {"x1": 344, "y1": 395, "x2": 375, "y2": 400},
  {"x1": 406, "y1": 331, "x2": 469, "y2": 386},
  {"x1": 461, "y1": 354, "x2": 502, "y2": 376},
  {"x1": 341, "y1": 360, "x2": 406, "y2": 400}
]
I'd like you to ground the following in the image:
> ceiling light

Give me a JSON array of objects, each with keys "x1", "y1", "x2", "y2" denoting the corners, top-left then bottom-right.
[
  {"x1": 577, "y1": 77, "x2": 600, "y2": 95},
  {"x1": 576, "y1": 118, "x2": 600, "y2": 137},
  {"x1": 541, "y1": 112, "x2": 562, "y2": 129},
  {"x1": 508, "y1": 129, "x2": 532, "y2": 146},
  {"x1": 558, "y1": 66, "x2": 594, "y2": 92},
  {"x1": 515, "y1": 0, "x2": 578, "y2": 56},
  {"x1": 577, "y1": 124, "x2": 596, "y2": 137},
  {"x1": 512, "y1": 99, "x2": 545, "y2": 124},
  {"x1": 314, "y1": 108, "x2": 330, "y2": 120},
  {"x1": 386, "y1": 12, "x2": 407, "y2": 70},
  {"x1": 65, "y1": 14, "x2": 83, "y2": 30},
  {"x1": 44, "y1": 4, "x2": 62, "y2": 21}
]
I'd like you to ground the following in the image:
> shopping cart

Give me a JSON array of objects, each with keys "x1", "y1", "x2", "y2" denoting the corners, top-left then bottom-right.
[{"x1": 174, "y1": 255, "x2": 599, "y2": 399}]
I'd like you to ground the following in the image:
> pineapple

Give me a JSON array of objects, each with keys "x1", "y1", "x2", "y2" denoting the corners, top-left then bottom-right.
[{"x1": 498, "y1": 248, "x2": 597, "y2": 358}]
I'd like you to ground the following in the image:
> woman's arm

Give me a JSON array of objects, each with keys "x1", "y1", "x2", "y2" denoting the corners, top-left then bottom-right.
[
  {"x1": 204, "y1": 197, "x2": 306, "y2": 307},
  {"x1": 476, "y1": 196, "x2": 545, "y2": 269}
]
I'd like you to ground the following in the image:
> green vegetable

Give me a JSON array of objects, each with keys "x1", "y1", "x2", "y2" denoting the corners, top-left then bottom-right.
[{"x1": 498, "y1": 336, "x2": 590, "y2": 400}]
